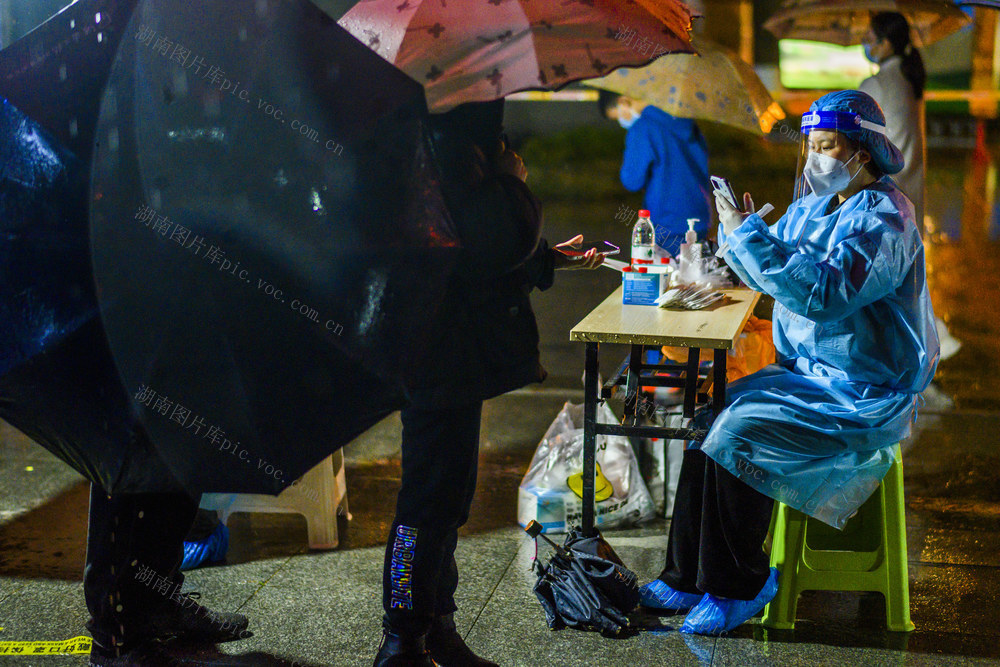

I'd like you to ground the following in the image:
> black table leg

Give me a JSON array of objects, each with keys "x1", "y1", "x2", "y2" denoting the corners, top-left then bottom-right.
[
  {"x1": 624, "y1": 344, "x2": 645, "y2": 420},
  {"x1": 683, "y1": 347, "x2": 701, "y2": 420},
  {"x1": 713, "y1": 348, "x2": 727, "y2": 418},
  {"x1": 582, "y1": 342, "x2": 599, "y2": 537}
]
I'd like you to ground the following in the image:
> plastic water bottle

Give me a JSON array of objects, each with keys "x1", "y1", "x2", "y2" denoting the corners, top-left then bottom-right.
[{"x1": 631, "y1": 209, "x2": 654, "y2": 265}]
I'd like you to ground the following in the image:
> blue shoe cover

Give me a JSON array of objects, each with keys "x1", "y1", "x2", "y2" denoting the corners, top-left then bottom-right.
[
  {"x1": 180, "y1": 522, "x2": 229, "y2": 571},
  {"x1": 679, "y1": 568, "x2": 780, "y2": 635},
  {"x1": 639, "y1": 580, "x2": 704, "y2": 611}
]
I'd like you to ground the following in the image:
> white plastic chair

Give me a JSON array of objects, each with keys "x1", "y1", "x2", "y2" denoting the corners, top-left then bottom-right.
[{"x1": 200, "y1": 450, "x2": 350, "y2": 550}]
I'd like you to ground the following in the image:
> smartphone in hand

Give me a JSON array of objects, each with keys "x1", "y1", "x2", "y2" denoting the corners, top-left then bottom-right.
[
  {"x1": 555, "y1": 241, "x2": 621, "y2": 257},
  {"x1": 711, "y1": 175, "x2": 743, "y2": 213}
]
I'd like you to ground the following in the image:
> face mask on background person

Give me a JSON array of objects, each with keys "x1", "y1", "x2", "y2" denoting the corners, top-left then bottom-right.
[
  {"x1": 802, "y1": 151, "x2": 861, "y2": 196},
  {"x1": 863, "y1": 42, "x2": 878, "y2": 63},
  {"x1": 617, "y1": 107, "x2": 640, "y2": 130}
]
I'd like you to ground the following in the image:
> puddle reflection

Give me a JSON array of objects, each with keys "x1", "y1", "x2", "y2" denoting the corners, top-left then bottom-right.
[{"x1": 923, "y1": 139, "x2": 1000, "y2": 412}]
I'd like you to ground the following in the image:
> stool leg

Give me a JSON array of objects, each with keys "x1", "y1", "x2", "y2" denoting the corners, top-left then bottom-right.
[
  {"x1": 304, "y1": 455, "x2": 339, "y2": 550},
  {"x1": 337, "y1": 487, "x2": 351, "y2": 520},
  {"x1": 332, "y1": 449, "x2": 352, "y2": 521},
  {"x1": 882, "y1": 453, "x2": 915, "y2": 632},
  {"x1": 763, "y1": 503, "x2": 806, "y2": 630}
]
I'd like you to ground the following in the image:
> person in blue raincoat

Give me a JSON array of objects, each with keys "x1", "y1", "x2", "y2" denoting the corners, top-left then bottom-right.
[
  {"x1": 599, "y1": 91, "x2": 712, "y2": 256},
  {"x1": 637, "y1": 90, "x2": 939, "y2": 636}
]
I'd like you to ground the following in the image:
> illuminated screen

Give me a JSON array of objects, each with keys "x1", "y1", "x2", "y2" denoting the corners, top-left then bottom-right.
[{"x1": 779, "y1": 39, "x2": 874, "y2": 90}]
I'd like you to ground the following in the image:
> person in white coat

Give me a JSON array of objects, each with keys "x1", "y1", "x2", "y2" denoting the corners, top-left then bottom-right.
[
  {"x1": 859, "y1": 11, "x2": 927, "y2": 228},
  {"x1": 861, "y1": 13, "x2": 963, "y2": 362}
]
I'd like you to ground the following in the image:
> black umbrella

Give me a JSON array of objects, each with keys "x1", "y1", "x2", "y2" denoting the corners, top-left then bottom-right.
[
  {"x1": 525, "y1": 520, "x2": 641, "y2": 637},
  {"x1": 0, "y1": 0, "x2": 459, "y2": 495}
]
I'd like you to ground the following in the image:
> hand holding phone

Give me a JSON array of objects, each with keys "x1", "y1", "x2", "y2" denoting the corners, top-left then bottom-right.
[
  {"x1": 711, "y1": 175, "x2": 743, "y2": 213},
  {"x1": 554, "y1": 240, "x2": 621, "y2": 257},
  {"x1": 553, "y1": 235, "x2": 613, "y2": 271}
]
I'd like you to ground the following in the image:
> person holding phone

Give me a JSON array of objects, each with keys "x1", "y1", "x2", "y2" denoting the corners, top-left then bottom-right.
[
  {"x1": 638, "y1": 90, "x2": 939, "y2": 635},
  {"x1": 374, "y1": 99, "x2": 601, "y2": 667}
]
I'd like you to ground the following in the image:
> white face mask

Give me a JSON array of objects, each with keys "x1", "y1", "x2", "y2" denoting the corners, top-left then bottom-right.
[
  {"x1": 617, "y1": 107, "x2": 640, "y2": 130},
  {"x1": 802, "y1": 151, "x2": 861, "y2": 196}
]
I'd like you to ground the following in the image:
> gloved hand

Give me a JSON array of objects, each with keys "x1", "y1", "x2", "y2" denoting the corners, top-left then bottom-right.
[{"x1": 714, "y1": 191, "x2": 755, "y2": 236}]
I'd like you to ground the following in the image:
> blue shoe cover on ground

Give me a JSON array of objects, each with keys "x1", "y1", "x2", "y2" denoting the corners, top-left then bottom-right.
[
  {"x1": 639, "y1": 580, "x2": 704, "y2": 611},
  {"x1": 180, "y1": 522, "x2": 229, "y2": 571},
  {"x1": 679, "y1": 568, "x2": 780, "y2": 635}
]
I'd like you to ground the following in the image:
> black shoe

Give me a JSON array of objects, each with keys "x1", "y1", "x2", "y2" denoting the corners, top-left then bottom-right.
[
  {"x1": 89, "y1": 638, "x2": 183, "y2": 667},
  {"x1": 373, "y1": 630, "x2": 436, "y2": 667},
  {"x1": 426, "y1": 614, "x2": 497, "y2": 667},
  {"x1": 147, "y1": 592, "x2": 251, "y2": 643}
]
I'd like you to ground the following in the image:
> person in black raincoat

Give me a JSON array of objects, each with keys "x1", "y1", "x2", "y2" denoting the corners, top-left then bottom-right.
[{"x1": 374, "y1": 99, "x2": 603, "y2": 667}]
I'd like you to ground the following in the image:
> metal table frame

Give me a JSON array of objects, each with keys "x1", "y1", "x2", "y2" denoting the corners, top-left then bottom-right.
[
  {"x1": 580, "y1": 344, "x2": 727, "y2": 534},
  {"x1": 571, "y1": 287, "x2": 759, "y2": 536}
]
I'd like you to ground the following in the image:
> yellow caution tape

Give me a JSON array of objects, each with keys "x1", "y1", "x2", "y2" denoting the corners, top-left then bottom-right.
[{"x1": 0, "y1": 636, "x2": 92, "y2": 656}]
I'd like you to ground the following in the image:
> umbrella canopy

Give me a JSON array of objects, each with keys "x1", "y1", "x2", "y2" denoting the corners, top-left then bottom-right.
[
  {"x1": 0, "y1": 0, "x2": 460, "y2": 495},
  {"x1": 1, "y1": 0, "x2": 175, "y2": 491},
  {"x1": 338, "y1": 0, "x2": 696, "y2": 112},
  {"x1": 527, "y1": 522, "x2": 641, "y2": 636},
  {"x1": 584, "y1": 36, "x2": 786, "y2": 136},
  {"x1": 763, "y1": 0, "x2": 971, "y2": 47}
]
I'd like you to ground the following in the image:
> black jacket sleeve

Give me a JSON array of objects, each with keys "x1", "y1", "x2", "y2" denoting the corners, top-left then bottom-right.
[
  {"x1": 522, "y1": 238, "x2": 556, "y2": 292},
  {"x1": 432, "y1": 141, "x2": 543, "y2": 281}
]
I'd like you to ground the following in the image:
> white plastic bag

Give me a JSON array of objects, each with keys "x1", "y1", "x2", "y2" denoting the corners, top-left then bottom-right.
[
  {"x1": 517, "y1": 402, "x2": 656, "y2": 533},
  {"x1": 639, "y1": 414, "x2": 686, "y2": 518}
]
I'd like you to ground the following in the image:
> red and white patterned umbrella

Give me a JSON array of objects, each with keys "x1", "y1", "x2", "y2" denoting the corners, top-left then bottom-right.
[{"x1": 339, "y1": 0, "x2": 696, "y2": 112}]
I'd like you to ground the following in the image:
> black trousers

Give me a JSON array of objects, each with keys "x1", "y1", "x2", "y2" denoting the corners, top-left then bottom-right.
[
  {"x1": 382, "y1": 401, "x2": 483, "y2": 636},
  {"x1": 84, "y1": 484, "x2": 200, "y2": 651},
  {"x1": 658, "y1": 448, "x2": 774, "y2": 600}
]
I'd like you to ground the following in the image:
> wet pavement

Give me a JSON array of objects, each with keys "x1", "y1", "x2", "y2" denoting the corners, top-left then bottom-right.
[{"x1": 2, "y1": 134, "x2": 1000, "y2": 666}]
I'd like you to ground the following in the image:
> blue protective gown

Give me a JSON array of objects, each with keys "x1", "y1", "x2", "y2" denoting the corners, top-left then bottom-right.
[
  {"x1": 708, "y1": 177, "x2": 940, "y2": 528},
  {"x1": 620, "y1": 107, "x2": 712, "y2": 256}
]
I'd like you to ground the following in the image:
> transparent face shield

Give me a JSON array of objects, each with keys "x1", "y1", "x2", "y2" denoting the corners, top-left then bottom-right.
[{"x1": 792, "y1": 110, "x2": 885, "y2": 202}]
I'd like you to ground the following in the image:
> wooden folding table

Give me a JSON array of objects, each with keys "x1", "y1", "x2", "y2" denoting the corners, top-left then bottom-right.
[{"x1": 570, "y1": 286, "x2": 760, "y2": 535}]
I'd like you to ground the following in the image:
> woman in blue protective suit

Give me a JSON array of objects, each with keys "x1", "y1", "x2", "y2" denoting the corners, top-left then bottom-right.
[{"x1": 637, "y1": 90, "x2": 940, "y2": 635}]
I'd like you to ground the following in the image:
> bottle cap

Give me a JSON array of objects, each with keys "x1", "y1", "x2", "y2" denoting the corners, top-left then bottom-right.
[
  {"x1": 622, "y1": 266, "x2": 632, "y2": 272},
  {"x1": 687, "y1": 218, "x2": 698, "y2": 232},
  {"x1": 637, "y1": 266, "x2": 648, "y2": 273},
  {"x1": 638, "y1": 210, "x2": 651, "y2": 218}
]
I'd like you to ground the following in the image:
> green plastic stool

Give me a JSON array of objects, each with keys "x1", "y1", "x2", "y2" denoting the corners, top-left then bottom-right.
[{"x1": 762, "y1": 445, "x2": 914, "y2": 632}]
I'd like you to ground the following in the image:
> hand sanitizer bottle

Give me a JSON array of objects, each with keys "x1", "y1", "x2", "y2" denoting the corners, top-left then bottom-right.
[{"x1": 679, "y1": 218, "x2": 700, "y2": 282}]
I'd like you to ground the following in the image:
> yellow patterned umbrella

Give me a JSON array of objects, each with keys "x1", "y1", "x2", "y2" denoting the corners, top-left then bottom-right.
[
  {"x1": 763, "y1": 0, "x2": 971, "y2": 48},
  {"x1": 583, "y1": 36, "x2": 785, "y2": 136}
]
